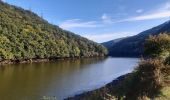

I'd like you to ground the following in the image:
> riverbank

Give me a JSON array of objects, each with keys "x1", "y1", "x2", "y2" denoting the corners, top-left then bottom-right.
[
  {"x1": 66, "y1": 73, "x2": 132, "y2": 100},
  {"x1": 66, "y1": 65, "x2": 170, "y2": 100},
  {"x1": 0, "y1": 56, "x2": 106, "y2": 65}
]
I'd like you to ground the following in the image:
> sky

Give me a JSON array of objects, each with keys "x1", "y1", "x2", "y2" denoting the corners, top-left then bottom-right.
[{"x1": 3, "y1": 0, "x2": 170, "y2": 43}]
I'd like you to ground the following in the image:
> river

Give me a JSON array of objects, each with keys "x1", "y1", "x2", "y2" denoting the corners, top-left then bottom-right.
[{"x1": 0, "y1": 57, "x2": 139, "y2": 100}]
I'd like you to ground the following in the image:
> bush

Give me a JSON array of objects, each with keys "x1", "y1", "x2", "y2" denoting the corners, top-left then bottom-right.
[
  {"x1": 144, "y1": 33, "x2": 170, "y2": 59},
  {"x1": 133, "y1": 59, "x2": 165, "y2": 98}
]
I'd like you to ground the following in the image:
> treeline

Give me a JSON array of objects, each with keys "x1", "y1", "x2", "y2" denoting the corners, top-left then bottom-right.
[{"x1": 0, "y1": 1, "x2": 107, "y2": 61}]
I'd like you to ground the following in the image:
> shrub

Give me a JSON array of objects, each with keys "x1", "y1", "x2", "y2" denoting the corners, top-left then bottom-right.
[
  {"x1": 144, "y1": 33, "x2": 170, "y2": 59},
  {"x1": 125, "y1": 59, "x2": 170, "y2": 100}
]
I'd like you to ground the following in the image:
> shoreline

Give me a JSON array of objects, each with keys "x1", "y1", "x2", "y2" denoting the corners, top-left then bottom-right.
[
  {"x1": 66, "y1": 73, "x2": 131, "y2": 100},
  {"x1": 0, "y1": 56, "x2": 106, "y2": 65}
]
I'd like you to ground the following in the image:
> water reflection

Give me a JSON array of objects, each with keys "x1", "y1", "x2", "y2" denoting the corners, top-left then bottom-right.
[{"x1": 0, "y1": 57, "x2": 138, "y2": 100}]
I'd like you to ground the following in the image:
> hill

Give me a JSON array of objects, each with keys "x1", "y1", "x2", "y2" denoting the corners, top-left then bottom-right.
[
  {"x1": 0, "y1": 1, "x2": 107, "y2": 62},
  {"x1": 102, "y1": 20, "x2": 170, "y2": 57},
  {"x1": 101, "y1": 37, "x2": 126, "y2": 55}
]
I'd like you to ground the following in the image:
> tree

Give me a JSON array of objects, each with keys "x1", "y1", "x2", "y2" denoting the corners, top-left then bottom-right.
[{"x1": 144, "y1": 33, "x2": 170, "y2": 59}]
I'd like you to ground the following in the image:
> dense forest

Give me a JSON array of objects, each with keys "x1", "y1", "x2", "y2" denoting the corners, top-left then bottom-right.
[
  {"x1": 0, "y1": 1, "x2": 107, "y2": 61},
  {"x1": 103, "y1": 20, "x2": 170, "y2": 57}
]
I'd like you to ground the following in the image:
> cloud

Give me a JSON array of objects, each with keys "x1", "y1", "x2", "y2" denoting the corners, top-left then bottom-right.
[
  {"x1": 162, "y1": 2, "x2": 170, "y2": 10},
  {"x1": 60, "y1": 2, "x2": 170, "y2": 29},
  {"x1": 114, "y1": 2, "x2": 170, "y2": 23},
  {"x1": 125, "y1": 11, "x2": 170, "y2": 21},
  {"x1": 136, "y1": 9, "x2": 144, "y2": 13},
  {"x1": 59, "y1": 19, "x2": 100, "y2": 29},
  {"x1": 101, "y1": 14, "x2": 112, "y2": 24},
  {"x1": 83, "y1": 32, "x2": 136, "y2": 43}
]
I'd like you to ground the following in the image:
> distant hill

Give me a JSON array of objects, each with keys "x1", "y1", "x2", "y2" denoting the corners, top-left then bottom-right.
[
  {"x1": 0, "y1": 1, "x2": 107, "y2": 61},
  {"x1": 101, "y1": 38, "x2": 126, "y2": 55},
  {"x1": 102, "y1": 20, "x2": 170, "y2": 57}
]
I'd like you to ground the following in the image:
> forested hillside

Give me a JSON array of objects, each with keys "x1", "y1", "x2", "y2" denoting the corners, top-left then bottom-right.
[
  {"x1": 103, "y1": 21, "x2": 170, "y2": 57},
  {"x1": 101, "y1": 37, "x2": 126, "y2": 54},
  {"x1": 0, "y1": 1, "x2": 107, "y2": 61}
]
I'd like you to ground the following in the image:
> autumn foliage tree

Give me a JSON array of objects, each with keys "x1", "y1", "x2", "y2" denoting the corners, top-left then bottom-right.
[{"x1": 144, "y1": 33, "x2": 170, "y2": 59}]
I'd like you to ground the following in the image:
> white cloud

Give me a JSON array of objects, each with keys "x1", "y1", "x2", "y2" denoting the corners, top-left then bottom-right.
[
  {"x1": 125, "y1": 11, "x2": 170, "y2": 21},
  {"x1": 60, "y1": 2, "x2": 170, "y2": 29},
  {"x1": 83, "y1": 32, "x2": 136, "y2": 43},
  {"x1": 161, "y1": 2, "x2": 170, "y2": 10},
  {"x1": 136, "y1": 9, "x2": 144, "y2": 13},
  {"x1": 101, "y1": 13, "x2": 112, "y2": 24},
  {"x1": 114, "y1": 2, "x2": 170, "y2": 23},
  {"x1": 59, "y1": 19, "x2": 100, "y2": 29}
]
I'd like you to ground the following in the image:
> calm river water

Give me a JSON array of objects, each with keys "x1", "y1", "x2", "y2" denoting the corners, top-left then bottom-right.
[{"x1": 0, "y1": 57, "x2": 139, "y2": 100}]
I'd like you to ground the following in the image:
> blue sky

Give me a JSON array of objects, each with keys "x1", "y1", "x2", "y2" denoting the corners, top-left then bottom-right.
[{"x1": 3, "y1": 0, "x2": 170, "y2": 43}]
